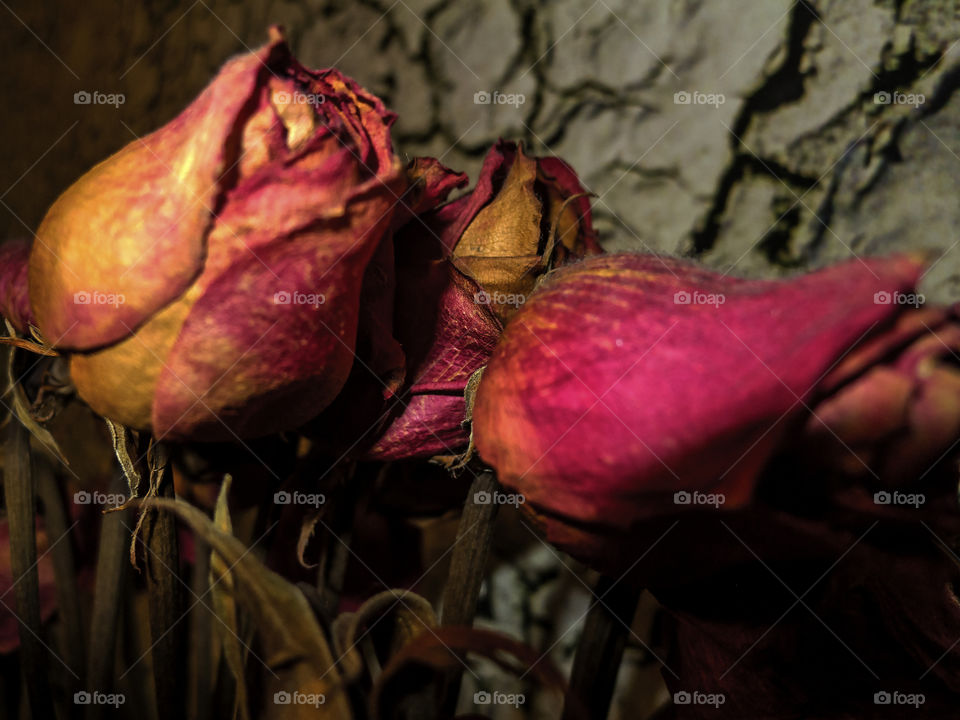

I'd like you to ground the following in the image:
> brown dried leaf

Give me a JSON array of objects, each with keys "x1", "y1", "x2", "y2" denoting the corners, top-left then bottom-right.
[
  {"x1": 142, "y1": 495, "x2": 353, "y2": 719},
  {"x1": 210, "y1": 475, "x2": 251, "y2": 720},
  {"x1": 3, "y1": 320, "x2": 68, "y2": 466}
]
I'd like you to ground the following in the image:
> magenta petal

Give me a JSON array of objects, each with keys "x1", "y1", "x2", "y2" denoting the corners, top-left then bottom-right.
[
  {"x1": 364, "y1": 254, "x2": 500, "y2": 460},
  {"x1": 391, "y1": 157, "x2": 470, "y2": 230},
  {"x1": 367, "y1": 394, "x2": 473, "y2": 460},
  {"x1": 474, "y1": 253, "x2": 927, "y2": 533}
]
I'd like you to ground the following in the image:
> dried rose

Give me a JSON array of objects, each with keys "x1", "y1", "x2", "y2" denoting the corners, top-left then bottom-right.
[
  {"x1": 471, "y1": 250, "x2": 960, "y2": 717},
  {"x1": 790, "y1": 304, "x2": 960, "y2": 483},
  {"x1": 365, "y1": 141, "x2": 600, "y2": 461},
  {"x1": 17, "y1": 28, "x2": 404, "y2": 441},
  {"x1": 471, "y1": 252, "x2": 955, "y2": 567}
]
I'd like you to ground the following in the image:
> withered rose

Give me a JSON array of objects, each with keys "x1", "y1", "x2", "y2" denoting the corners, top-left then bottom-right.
[
  {"x1": 14, "y1": 28, "x2": 405, "y2": 441},
  {"x1": 364, "y1": 141, "x2": 600, "y2": 461},
  {"x1": 791, "y1": 303, "x2": 960, "y2": 483},
  {"x1": 471, "y1": 252, "x2": 960, "y2": 567},
  {"x1": 469, "y1": 251, "x2": 960, "y2": 717}
]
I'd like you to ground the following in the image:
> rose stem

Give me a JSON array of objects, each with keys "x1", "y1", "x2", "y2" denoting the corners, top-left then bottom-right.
[
  {"x1": 561, "y1": 575, "x2": 643, "y2": 720},
  {"x1": 3, "y1": 418, "x2": 55, "y2": 720},
  {"x1": 142, "y1": 462, "x2": 185, "y2": 719},
  {"x1": 84, "y1": 470, "x2": 131, "y2": 720},
  {"x1": 35, "y1": 456, "x2": 84, "y2": 692},
  {"x1": 439, "y1": 469, "x2": 500, "y2": 714},
  {"x1": 317, "y1": 464, "x2": 360, "y2": 621},
  {"x1": 187, "y1": 534, "x2": 212, "y2": 720}
]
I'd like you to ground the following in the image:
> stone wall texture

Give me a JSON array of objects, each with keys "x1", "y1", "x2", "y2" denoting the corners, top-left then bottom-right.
[{"x1": 5, "y1": 1, "x2": 960, "y2": 298}]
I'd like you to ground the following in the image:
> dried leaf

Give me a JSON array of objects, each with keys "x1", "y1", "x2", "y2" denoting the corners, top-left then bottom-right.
[
  {"x1": 210, "y1": 475, "x2": 251, "y2": 720},
  {"x1": 0, "y1": 336, "x2": 57, "y2": 356},
  {"x1": 335, "y1": 589, "x2": 438, "y2": 668},
  {"x1": 3, "y1": 320, "x2": 68, "y2": 466},
  {"x1": 103, "y1": 418, "x2": 139, "y2": 497},
  {"x1": 436, "y1": 367, "x2": 484, "y2": 471},
  {"x1": 141, "y1": 495, "x2": 352, "y2": 719}
]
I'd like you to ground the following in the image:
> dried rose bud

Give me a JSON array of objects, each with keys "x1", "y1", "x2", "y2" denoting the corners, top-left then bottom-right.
[
  {"x1": 472, "y1": 252, "x2": 947, "y2": 566},
  {"x1": 18, "y1": 28, "x2": 404, "y2": 441},
  {"x1": 791, "y1": 305, "x2": 960, "y2": 483},
  {"x1": 365, "y1": 142, "x2": 600, "y2": 461},
  {"x1": 448, "y1": 140, "x2": 600, "y2": 322}
]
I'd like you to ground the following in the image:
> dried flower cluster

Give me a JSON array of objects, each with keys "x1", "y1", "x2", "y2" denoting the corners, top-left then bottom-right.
[{"x1": 1, "y1": 26, "x2": 960, "y2": 720}]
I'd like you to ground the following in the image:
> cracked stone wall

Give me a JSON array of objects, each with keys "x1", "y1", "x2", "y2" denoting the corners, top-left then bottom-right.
[
  {"x1": 3, "y1": 1, "x2": 960, "y2": 717},
  {"x1": 0, "y1": 0, "x2": 960, "y2": 298},
  {"x1": 6, "y1": 1, "x2": 960, "y2": 300}
]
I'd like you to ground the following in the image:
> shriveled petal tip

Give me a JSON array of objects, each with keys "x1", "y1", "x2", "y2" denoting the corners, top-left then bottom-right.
[
  {"x1": 367, "y1": 394, "x2": 472, "y2": 461},
  {"x1": 0, "y1": 239, "x2": 34, "y2": 332},
  {"x1": 391, "y1": 157, "x2": 469, "y2": 229},
  {"x1": 473, "y1": 252, "x2": 928, "y2": 533},
  {"x1": 425, "y1": 140, "x2": 517, "y2": 254},
  {"x1": 282, "y1": 59, "x2": 399, "y2": 190},
  {"x1": 536, "y1": 155, "x2": 600, "y2": 254},
  {"x1": 30, "y1": 33, "x2": 291, "y2": 351}
]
